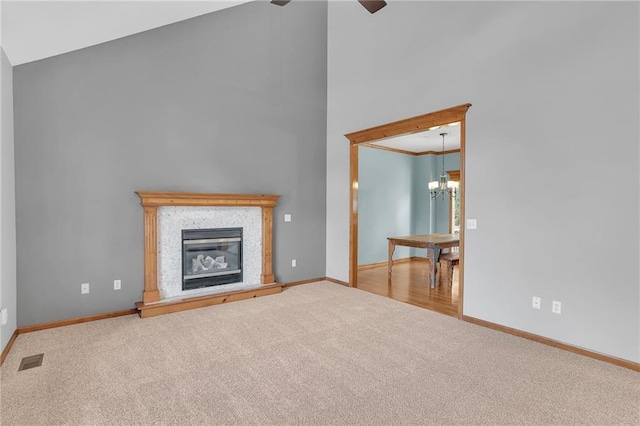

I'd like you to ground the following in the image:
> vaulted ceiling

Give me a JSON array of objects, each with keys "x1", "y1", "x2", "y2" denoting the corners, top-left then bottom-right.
[
  {"x1": 1, "y1": 1, "x2": 253, "y2": 66},
  {"x1": 1, "y1": 0, "x2": 456, "y2": 152}
]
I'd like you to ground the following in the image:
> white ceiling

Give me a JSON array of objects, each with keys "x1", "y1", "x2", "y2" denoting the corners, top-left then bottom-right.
[
  {"x1": 1, "y1": 0, "x2": 254, "y2": 66},
  {"x1": 369, "y1": 121, "x2": 461, "y2": 154}
]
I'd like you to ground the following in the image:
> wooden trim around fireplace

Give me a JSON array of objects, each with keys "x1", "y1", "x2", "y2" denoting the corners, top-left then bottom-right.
[
  {"x1": 135, "y1": 192, "x2": 281, "y2": 314},
  {"x1": 136, "y1": 192, "x2": 280, "y2": 208}
]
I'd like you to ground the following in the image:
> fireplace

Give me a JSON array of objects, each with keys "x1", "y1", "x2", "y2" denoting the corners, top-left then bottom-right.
[
  {"x1": 135, "y1": 192, "x2": 280, "y2": 317},
  {"x1": 182, "y1": 227, "x2": 243, "y2": 291}
]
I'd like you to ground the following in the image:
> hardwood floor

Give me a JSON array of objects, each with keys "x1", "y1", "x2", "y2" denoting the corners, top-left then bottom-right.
[{"x1": 356, "y1": 258, "x2": 459, "y2": 317}]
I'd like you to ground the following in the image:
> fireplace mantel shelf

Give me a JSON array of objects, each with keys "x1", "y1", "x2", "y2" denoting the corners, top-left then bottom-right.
[
  {"x1": 135, "y1": 191, "x2": 282, "y2": 318},
  {"x1": 136, "y1": 192, "x2": 280, "y2": 208}
]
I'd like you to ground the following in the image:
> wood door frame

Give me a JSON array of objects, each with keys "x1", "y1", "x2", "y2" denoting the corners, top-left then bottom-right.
[
  {"x1": 345, "y1": 103, "x2": 471, "y2": 319},
  {"x1": 447, "y1": 170, "x2": 461, "y2": 234}
]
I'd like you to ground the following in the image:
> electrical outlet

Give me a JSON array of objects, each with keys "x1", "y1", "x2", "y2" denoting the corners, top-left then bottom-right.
[
  {"x1": 1, "y1": 308, "x2": 8, "y2": 325},
  {"x1": 552, "y1": 300, "x2": 562, "y2": 314},
  {"x1": 81, "y1": 283, "x2": 90, "y2": 295},
  {"x1": 284, "y1": 214, "x2": 292, "y2": 222},
  {"x1": 292, "y1": 259, "x2": 297, "y2": 267},
  {"x1": 466, "y1": 219, "x2": 477, "y2": 229},
  {"x1": 114, "y1": 279, "x2": 121, "y2": 290},
  {"x1": 532, "y1": 296, "x2": 541, "y2": 310}
]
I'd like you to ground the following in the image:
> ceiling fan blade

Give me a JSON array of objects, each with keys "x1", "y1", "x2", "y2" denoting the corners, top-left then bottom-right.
[
  {"x1": 358, "y1": 0, "x2": 387, "y2": 14},
  {"x1": 272, "y1": 0, "x2": 387, "y2": 14}
]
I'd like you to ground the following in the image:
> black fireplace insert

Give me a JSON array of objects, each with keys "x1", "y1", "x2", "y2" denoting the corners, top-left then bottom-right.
[{"x1": 182, "y1": 227, "x2": 242, "y2": 291}]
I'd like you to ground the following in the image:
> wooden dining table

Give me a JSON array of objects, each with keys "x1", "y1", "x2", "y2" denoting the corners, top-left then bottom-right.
[{"x1": 388, "y1": 233, "x2": 460, "y2": 288}]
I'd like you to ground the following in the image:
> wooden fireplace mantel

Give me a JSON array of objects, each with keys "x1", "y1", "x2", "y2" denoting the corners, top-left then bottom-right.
[
  {"x1": 136, "y1": 191, "x2": 280, "y2": 208},
  {"x1": 134, "y1": 191, "x2": 281, "y2": 317}
]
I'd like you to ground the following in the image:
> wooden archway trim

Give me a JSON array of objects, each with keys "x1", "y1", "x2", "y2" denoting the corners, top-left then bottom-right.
[
  {"x1": 346, "y1": 103, "x2": 471, "y2": 144},
  {"x1": 345, "y1": 103, "x2": 471, "y2": 319}
]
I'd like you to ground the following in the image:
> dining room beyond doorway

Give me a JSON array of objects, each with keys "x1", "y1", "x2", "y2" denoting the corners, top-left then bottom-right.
[{"x1": 345, "y1": 104, "x2": 471, "y2": 318}]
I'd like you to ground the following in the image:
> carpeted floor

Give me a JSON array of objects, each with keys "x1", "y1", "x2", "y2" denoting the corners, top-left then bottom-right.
[{"x1": 1, "y1": 281, "x2": 638, "y2": 425}]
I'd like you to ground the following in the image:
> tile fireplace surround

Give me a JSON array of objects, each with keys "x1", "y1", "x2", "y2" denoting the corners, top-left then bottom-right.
[{"x1": 134, "y1": 191, "x2": 282, "y2": 318}]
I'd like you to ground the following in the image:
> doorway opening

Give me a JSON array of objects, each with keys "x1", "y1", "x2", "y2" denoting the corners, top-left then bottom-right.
[{"x1": 345, "y1": 103, "x2": 471, "y2": 319}]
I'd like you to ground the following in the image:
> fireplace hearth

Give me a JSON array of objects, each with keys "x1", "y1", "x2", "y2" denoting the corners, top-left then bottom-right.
[{"x1": 182, "y1": 228, "x2": 242, "y2": 291}]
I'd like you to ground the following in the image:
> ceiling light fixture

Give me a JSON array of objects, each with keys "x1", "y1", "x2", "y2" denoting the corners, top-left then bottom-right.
[{"x1": 428, "y1": 132, "x2": 459, "y2": 199}]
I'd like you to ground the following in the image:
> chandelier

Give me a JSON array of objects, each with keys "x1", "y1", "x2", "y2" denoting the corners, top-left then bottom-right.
[{"x1": 428, "y1": 132, "x2": 459, "y2": 199}]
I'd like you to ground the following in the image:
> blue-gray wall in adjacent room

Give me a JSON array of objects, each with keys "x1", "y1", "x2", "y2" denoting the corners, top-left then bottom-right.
[
  {"x1": 357, "y1": 147, "x2": 413, "y2": 264},
  {"x1": 13, "y1": 1, "x2": 327, "y2": 326},
  {"x1": 411, "y1": 154, "x2": 434, "y2": 237}
]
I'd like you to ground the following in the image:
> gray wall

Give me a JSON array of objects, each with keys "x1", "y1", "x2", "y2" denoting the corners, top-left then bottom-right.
[
  {"x1": 1, "y1": 47, "x2": 17, "y2": 350},
  {"x1": 14, "y1": 1, "x2": 327, "y2": 326},
  {"x1": 327, "y1": 1, "x2": 639, "y2": 362}
]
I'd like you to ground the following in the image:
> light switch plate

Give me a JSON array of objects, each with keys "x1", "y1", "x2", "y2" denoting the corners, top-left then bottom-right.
[{"x1": 284, "y1": 214, "x2": 292, "y2": 222}]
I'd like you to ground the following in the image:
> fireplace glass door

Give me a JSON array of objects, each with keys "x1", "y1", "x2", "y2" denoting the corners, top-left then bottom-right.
[{"x1": 182, "y1": 228, "x2": 242, "y2": 291}]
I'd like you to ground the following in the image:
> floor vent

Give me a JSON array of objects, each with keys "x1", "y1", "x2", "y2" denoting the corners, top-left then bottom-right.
[{"x1": 18, "y1": 353, "x2": 44, "y2": 371}]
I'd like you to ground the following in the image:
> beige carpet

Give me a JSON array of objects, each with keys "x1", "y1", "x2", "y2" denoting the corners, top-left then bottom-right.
[{"x1": 1, "y1": 281, "x2": 638, "y2": 425}]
